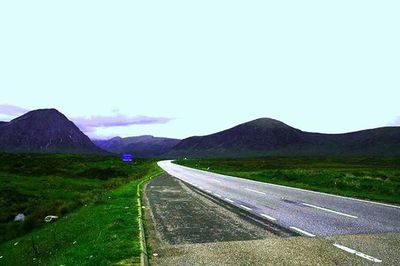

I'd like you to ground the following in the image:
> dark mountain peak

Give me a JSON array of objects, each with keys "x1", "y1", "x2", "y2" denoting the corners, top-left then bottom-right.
[
  {"x1": 109, "y1": 136, "x2": 122, "y2": 141},
  {"x1": 215, "y1": 117, "x2": 299, "y2": 138},
  {"x1": 243, "y1": 118, "x2": 293, "y2": 129},
  {"x1": 169, "y1": 117, "x2": 400, "y2": 158},
  {"x1": 8, "y1": 108, "x2": 71, "y2": 128},
  {"x1": 0, "y1": 108, "x2": 104, "y2": 154},
  {"x1": 14, "y1": 108, "x2": 63, "y2": 119},
  {"x1": 28, "y1": 108, "x2": 60, "y2": 115},
  {"x1": 125, "y1": 135, "x2": 154, "y2": 141}
]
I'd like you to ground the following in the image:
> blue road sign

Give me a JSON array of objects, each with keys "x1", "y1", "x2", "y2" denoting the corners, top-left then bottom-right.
[{"x1": 122, "y1": 153, "x2": 133, "y2": 162}]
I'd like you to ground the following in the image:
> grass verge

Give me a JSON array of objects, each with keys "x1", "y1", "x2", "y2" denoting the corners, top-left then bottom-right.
[
  {"x1": 0, "y1": 154, "x2": 162, "y2": 265},
  {"x1": 0, "y1": 153, "x2": 154, "y2": 243},
  {"x1": 175, "y1": 157, "x2": 400, "y2": 204}
]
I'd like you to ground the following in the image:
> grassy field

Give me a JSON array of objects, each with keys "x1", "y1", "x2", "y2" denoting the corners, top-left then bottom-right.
[
  {"x1": 0, "y1": 153, "x2": 161, "y2": 265},
  {"x1": 175, "y1": 157, "x2": 400, "y2": 204}
]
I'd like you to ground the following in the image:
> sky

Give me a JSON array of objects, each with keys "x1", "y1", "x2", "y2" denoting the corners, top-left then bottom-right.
[{"x1": 0, "y1": 1, "x2": 399, "y2": 139}]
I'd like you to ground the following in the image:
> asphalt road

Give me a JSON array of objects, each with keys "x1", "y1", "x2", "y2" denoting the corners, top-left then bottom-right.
[
  {"x1": 145, "y1": 174, "x2": 274, "y2": 245},
  {"x1": 158, "y1": 160, "x2": 400, "y2": 263}
]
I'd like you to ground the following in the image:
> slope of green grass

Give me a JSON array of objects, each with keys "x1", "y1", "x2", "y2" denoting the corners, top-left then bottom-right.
[
  {"x1": 175, "y1": 157, "x2": 400, "y2": 204},
  {"x1": 0, "y1": 153, "x2": 162, "y2": 265}
]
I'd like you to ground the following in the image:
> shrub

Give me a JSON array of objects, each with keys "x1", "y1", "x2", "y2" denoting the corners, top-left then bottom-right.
[{"x1": 77, "y1": 167, "x2": 129, "y2": 180}]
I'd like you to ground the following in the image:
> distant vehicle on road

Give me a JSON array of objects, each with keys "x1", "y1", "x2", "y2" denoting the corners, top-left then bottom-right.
[{"x1": 121, "y1": 153, "x2": 133, "y2": 162}]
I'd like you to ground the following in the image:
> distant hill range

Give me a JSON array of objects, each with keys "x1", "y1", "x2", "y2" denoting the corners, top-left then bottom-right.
[
  {"x1": 0, "y1": 109, "x2": 105, "y2": 154},
  {"x1": 93, "y1": 136, "x2": 180, "y2": 158},
  {"x1": 167, "y1": 118, "x2": 400, "y2": 158},
  {"x1": 1, "y1": 110, "x2": 399, "y2": 157}
]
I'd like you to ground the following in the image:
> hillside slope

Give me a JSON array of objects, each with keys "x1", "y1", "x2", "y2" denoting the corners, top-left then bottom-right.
[
  {"x1": 168, "y1": 118, "x2": 400, "y2": 158},
  {"x1": 93, "y1": 135, "x2": 180, "y2": 157},
  {"x1": 0, "y1": 109, "x2": 104, "y2": 154}
]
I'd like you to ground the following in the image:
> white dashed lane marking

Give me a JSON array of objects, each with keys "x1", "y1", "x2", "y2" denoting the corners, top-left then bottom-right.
[
  {"x1": 302, "y1": 203, "x2": 358, "y2": 219},
  {"x1": 239, "y1": 205, "x2": 252, "y2": 211},
  {"x1": 289, "y1": 226, "x2": 315, "y2": 237},
  {"x1": 333, "y1": 243, "x2": 382, "y2": 263},
  {"x1": 259, "y1": 213, "x2": 277, "y2": 221},
  {"x1": 225, "y1": 198, "x2": 234, "y2": 203},
  {"x1": 244, "y1": 188, "x2": 267, "y2": 195}
]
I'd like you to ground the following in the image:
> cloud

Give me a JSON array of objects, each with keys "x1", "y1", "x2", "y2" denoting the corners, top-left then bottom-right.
[
  {"x1": 72, "y1": 114, "x2": 173, "y2": 133},
  {"x1": 0, "y1": 104, "x2": 173, "y2": 135},
  {"x1": 0, "y1": 104, "x2": 29, "y2": 116},
  {"x1": 388, "y1": 116, "x2": 400, "y2": 126}
]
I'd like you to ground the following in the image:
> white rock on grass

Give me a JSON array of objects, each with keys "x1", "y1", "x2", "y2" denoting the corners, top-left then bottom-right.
[
  {"x1": 14, "y1": 213, "x2": 25, "y2": 222},
  {"x1": 44, "y1": 215, "x2": 58, "y2": 223}
]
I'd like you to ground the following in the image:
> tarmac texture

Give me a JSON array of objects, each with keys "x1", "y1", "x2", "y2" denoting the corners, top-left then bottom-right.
[
  {"x1": 144, "y1": 174, "x2": 400, "y2": 265},
  {"x1": 145, "y1": 174, "x2": 274, "y2": 245}
]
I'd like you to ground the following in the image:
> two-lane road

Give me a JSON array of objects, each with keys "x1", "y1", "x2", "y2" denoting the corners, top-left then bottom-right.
[{"x1": 158, "y1": 160, "x2": 400, "y2": 238}]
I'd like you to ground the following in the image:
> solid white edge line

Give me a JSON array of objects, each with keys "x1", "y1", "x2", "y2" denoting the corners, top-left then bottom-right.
[
  {"x1": 333, "y1": 243, "x2": 382, "y2": 263},
  {"x1": 225, "y1": 198, "x2": 234, "y2": 203},
  {"x1": 259, "y1": 213, "x2": 276, "y2": 221},
  {"x1": 289, "y1": 226, "x2": 315, "y2": 237},
  {"x1": 167, "y1": 161, "x2": 400, "y2": 210},
  {"x1": 239, "y1": 204, "x2": 252, "y2": 211},
  {"x1": 245, "y1": 188, "x2": 267, "y2": 195},
  {"x1": 302, "y1": 203, "x2": 358, "y2": 219},
  {"x1": 206, "y1": 190, "x2": 211, "y2": 193},
  {"x1": 214, "y1": 193, "x2": 222, "y2": 198}
]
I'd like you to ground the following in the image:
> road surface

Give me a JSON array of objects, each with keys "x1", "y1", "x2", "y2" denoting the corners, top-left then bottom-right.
[{"x1": 157, "y1": 160, "x2": 400, "y2": 263}]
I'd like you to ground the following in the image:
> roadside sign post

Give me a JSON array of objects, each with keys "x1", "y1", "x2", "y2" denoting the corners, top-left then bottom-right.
[{"x1": 122, "y1": 154, "x2": 133, "y2": 162}]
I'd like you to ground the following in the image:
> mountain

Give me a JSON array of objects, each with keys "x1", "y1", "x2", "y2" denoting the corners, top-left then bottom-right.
[
  {"x1": 93, "y1": 135, "x2": 181, "y2": 157},
  {"x1": 168, "y1": 118, "x2": 400, "y2": 158},
  {"x1": 0, "y1": 109, "x2": 105, "y2": 154}
]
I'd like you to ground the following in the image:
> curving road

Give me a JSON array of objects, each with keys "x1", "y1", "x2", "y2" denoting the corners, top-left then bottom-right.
[{"x1": 158, "y1": 160, "x2": 400, "y2": 238}]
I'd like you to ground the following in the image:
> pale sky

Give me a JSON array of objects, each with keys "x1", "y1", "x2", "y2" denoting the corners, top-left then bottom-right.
[{"x1": 1, "y1": 1, "x2": 399, "y2": 139}]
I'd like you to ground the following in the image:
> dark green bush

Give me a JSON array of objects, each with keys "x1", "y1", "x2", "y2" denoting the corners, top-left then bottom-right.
[
  {"x1": 77, "y1": 167, "x2": 129, "y2": 180},
  {"x1": 20, "y1": 216, "x2": 36, "y2": 234}
]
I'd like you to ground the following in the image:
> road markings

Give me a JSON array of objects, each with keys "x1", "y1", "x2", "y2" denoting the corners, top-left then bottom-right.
[
  {"x1": 214, "y1": 193, "x2": 222, "y2": 198},
  {"x1": 211, "y1": 179, "x2": 222, "y2": 183},
  {"x1": 206, "y1": 190, "x2": 212, "y2": 193},
  {"x1": 199, "y1": 186, "x2": 204, "y2": 190},
  {"x1": 239, "y1": 204, "x2": 252, "y2": 211},
  {"x1": 302, "y1": 203, "x2": 358, "y2": 219},
  {"x1": 290, "y1": 226, "x2": 315, "y2": 237},
  {"x1": 333, "y1": 243, "x2": 382, "y2": 263},
  {"x1": 166, "y1": 161, "x2": 400, "y2": 210},
  {"x1": 225, "y1": 198, "x2": 234, "y2": 203},
  {"x1": 259, "y1": 213, "x2": 277, "y2": 221},
  {"x1": 245, "y1": 188, "x2": 267, "y2": 195}
]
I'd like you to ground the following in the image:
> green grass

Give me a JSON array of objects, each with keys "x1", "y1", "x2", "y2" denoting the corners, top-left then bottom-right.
[
  {"x1": 175, "y1": 157, "x2": 400, "y2": 204},
  {"x1": 0, "y1": 153, "x2": 162, "y2": 265}
]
